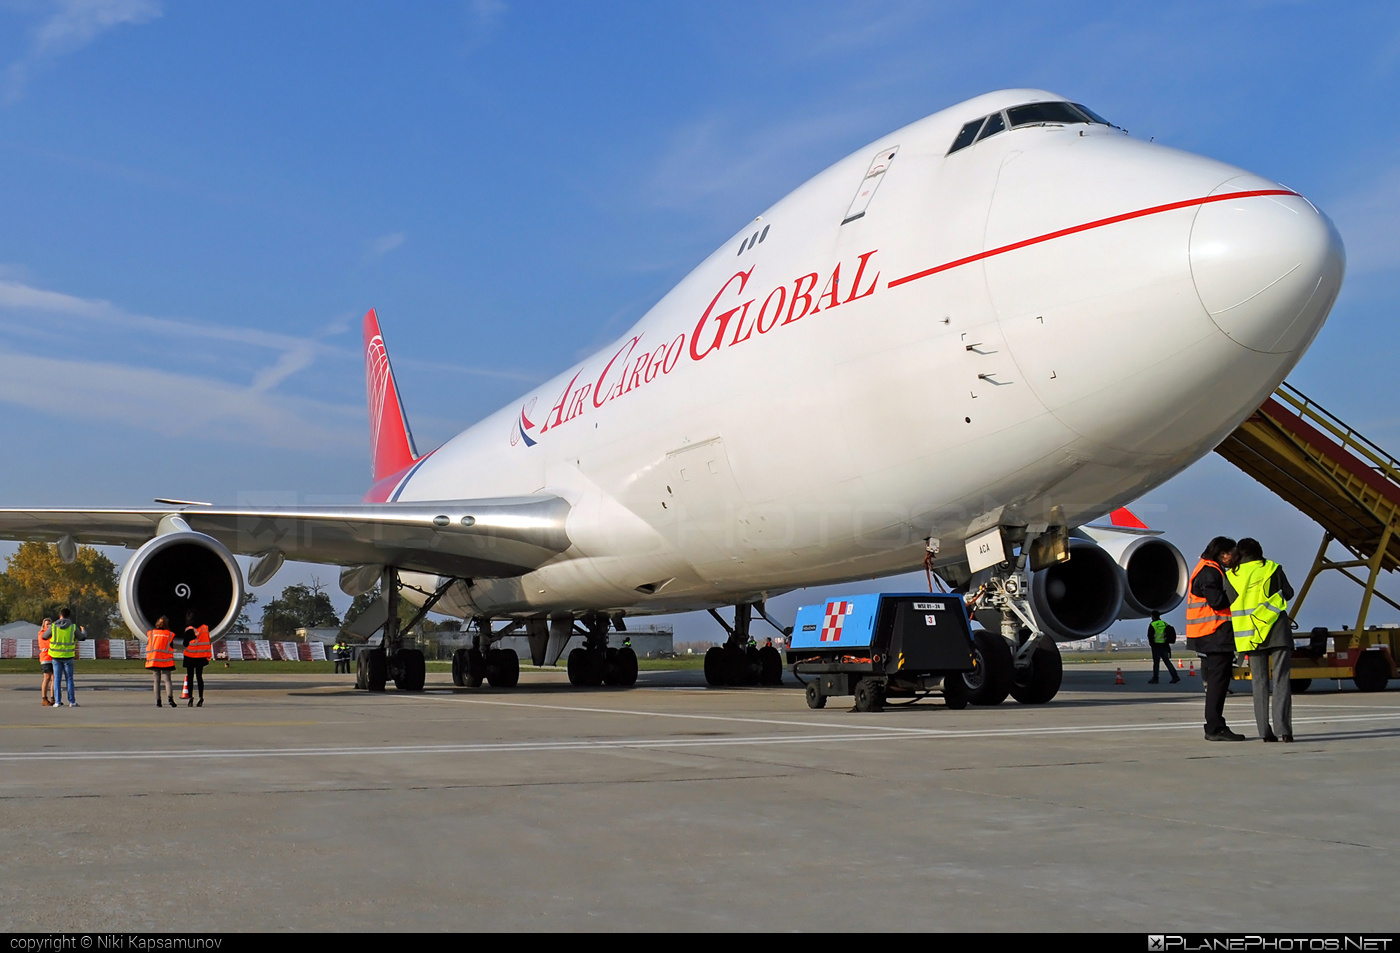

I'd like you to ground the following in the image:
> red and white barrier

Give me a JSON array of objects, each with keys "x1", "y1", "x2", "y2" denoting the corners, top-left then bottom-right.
[{"x1": 2, "y1": 636, "x2": 330, "y2": 662}]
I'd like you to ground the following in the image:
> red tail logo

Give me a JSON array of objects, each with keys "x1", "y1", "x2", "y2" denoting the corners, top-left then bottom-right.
[{"x1": 362, "y1": 309, "x2": 420, "y2": 485}]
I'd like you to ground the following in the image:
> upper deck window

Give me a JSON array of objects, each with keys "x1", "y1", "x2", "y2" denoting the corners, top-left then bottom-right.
[{"x1": 1006, "y1": 101, "x2": 1105, "y2": 128}]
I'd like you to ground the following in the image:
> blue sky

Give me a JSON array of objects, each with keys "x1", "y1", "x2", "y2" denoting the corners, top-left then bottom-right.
[{"x1": 2, "y1": 1, "x2": 1399, "y2": 638}]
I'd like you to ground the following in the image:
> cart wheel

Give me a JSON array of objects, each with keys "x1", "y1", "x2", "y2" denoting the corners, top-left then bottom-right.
[
  {"x1": 1289, "y1": 678, "x2": 1312, "y2": 694},
  {"x1": 1354, "y1": 653, "x2": 1389, "y2": 693},
  {"x1": 853, "y1": 679, "x2": 883, "y2": 713},
  {"x1": 805, "y1": 682, "x2": 826, "y2": 710},
  {"x1": 943, "y1": 673, "x2": 969, "y2": 710}
]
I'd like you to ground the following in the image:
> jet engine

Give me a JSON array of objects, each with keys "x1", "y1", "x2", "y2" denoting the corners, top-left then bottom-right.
[
  {"x1": 118, "y1": 529, "x2": 245, "y2": 641},
  {"x1": 1022, "y1": 533, "x2": 1187, "y2": 641},
  {"x1": 1027, "y1": 538, "x2": 1126, "y2": 641},
  {"x1": 1091, "y1": 532, "x2": 1189, "y2": 619}
]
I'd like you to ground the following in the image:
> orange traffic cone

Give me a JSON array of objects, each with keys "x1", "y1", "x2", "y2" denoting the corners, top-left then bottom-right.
[
  {"x1": 1114, "y1": 668, "x2": 1125, "y2": 685},
  {"x1": 1187, "y1": 660, "x2": 1196, "y2": 677},
  {"x1": 1177, "y1": 659, "x2": 1184, "y2": 670},
  {"x1": 181, "y1": 675, "x2": 191, "y2": 699}
]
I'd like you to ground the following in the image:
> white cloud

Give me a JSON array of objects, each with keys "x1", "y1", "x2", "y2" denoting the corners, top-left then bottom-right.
[
  {"x1": 4, "y1": 0, "x2": 162, "y2": 102},
  {"x1": 0, "y1": 278, "x2": 342, "y2": 357},
  {"x1": 0, "y1": 347, "x2": 360, "y2": 450},
  {"x1": 364, "y1": 231, "x2": 406, "y2": 261},
  {"x1": 644, "y1": 109, "x2": 864, "y2": 221}
]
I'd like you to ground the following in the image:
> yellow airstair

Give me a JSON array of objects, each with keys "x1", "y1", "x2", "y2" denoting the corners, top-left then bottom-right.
[{"x1": 1214, "y1": 383, "x2": 1400, "y2": 690}]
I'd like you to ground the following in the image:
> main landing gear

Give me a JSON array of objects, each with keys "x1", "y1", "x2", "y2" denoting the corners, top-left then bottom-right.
[
  {"x1": 962, "y1": 565, "x2": 1063, "y2": 705},
  {"x1": 356, "y1": 567, "x2": 457, "y2": 693},
  {"x1": 451, "y1": 617, "x2": 521, "y2": 689},
  {"x1": 703, "y1": 602, "x2": 785, "y2": 687},
  {"x1": 565, "y1": 612, "x2": 638, "y2": 687}
]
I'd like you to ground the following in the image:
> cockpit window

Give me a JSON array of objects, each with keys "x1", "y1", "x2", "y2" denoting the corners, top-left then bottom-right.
[
  {"x1": 1007, "y1": 101, "x2": 1100, "y2": 128},
  {"x1": 1072, "y1": 103, "x2": 1111, "y2": 126},
  {"x1": 947, "y1": 117, "x2": 986, "y2": 155},
  {"x1": 949, "y1": 101, "x2": 1112, "y2": 155},
  {"x1": 976, "y1": 112, "x2": 1005, "y2": 141}
]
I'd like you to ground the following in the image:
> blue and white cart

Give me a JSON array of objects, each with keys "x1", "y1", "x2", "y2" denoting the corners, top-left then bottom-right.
[{"x1": 787, "y1": 592, "x2": 978, "y2": 712}]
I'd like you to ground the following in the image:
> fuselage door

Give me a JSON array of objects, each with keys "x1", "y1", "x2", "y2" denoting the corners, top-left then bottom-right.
[{"x1": 842, "y1": 146, "x2": 899, "y2": 225}]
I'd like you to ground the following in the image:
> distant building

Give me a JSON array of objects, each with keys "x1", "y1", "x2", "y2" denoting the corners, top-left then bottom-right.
[
  {"x1": 0, "y1": 620, "x2": 40, "y2": 638},
  {"x1": 296, "y1": 627, "x2": 341, "y2": 645}
]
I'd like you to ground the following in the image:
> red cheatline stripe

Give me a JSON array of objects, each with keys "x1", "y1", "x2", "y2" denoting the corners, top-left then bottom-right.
[{"x1": 887, "y1": 188, "x2": 1298, "y2": 289}]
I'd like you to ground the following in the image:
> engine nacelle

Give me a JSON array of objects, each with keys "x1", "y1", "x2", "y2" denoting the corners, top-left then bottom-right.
[
  {"x1": 1028, "y1": 538, "x2": 1126, "y2": 641},
  {"x1": 1085, "y1": 532, "x2": 1188, "y2": 619},
  {"x1": 118, "y1": 531, "x2": 245, "y2": 642}
]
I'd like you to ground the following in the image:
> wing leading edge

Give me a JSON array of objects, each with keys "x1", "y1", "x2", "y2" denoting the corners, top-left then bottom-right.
[{"x1": 0, "y1": 495, "x2": 571, "y2": 581}]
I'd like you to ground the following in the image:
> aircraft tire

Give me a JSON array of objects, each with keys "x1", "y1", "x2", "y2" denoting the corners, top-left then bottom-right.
[
  {"x1": 602, "y1": 647, "x2": 621, "y2": 685},
  {"x1": 396, "y1": 649, "x2": 426, "y2": 692},
  {"x1": 964, "y1": 630, "x2": 1012, "y2": 706},
  {"x1": 451, "y1": 648, "x2": 468, "y2": 687},
  {"x1": 614, "y1": 646, "x2": 638, "y2": 687},
  {"x1": 466, "y1": 648, "x2": 486, "y2": 688},
  {"x1": 704, "y1": 646, "x2": 728, "y2": 686},
  {"x1": 567, "y1": 648, "x2": 587, "y2": 686},
  {"x1": 1353, "y1": 652, "x2": 1389, "y2": 693},
  {"x1": 758, "y1": 645, "x2": 783, "y2": 685},
  {"x1": 728, "y1": 645, "x2": 755, "y2": 685},
  {"x1": 364, "y1": 647, "x2": 387, "y2": 693},
  {"x1": 487, "y1": 648, "x2": 519, "y2": 688},
  {"x1": 1010, "y1": 640, "x2": 1062, "y2": 704},
  {"x1": 805, "y1": 682, "x2": 825, "y2": 709}
]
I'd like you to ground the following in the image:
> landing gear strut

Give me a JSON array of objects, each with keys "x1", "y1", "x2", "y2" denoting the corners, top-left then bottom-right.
[
  {"x1": 565, "y1": 612, "x2": 638, "y2": 687},
  {"x1": 703, "y1": 602, "x2": 785, "y2": 687},
  {"x1": 355, "y1": 567, "x2": 455, "y2": 693},
  {"x1": 451, "y1": 617, "x2": 521, "y2": 689},
  {"x1": 964, "y1": 563, "x2": 1063, "y2": 705}
]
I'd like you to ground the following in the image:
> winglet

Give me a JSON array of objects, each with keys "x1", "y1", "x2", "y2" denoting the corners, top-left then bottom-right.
[{"x1": 363, "y1": 309, "x2": 421, "y2": 484}]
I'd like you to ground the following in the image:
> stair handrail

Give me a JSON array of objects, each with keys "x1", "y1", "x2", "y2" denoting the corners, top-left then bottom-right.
[{"x1": 1275, "y1": 382, "x2": 1400, "y2": 489}]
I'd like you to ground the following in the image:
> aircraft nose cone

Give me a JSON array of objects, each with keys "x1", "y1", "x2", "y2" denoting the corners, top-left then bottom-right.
[{"x1": 1189, "y1": 175, "x2": 1345, "y2": 354}]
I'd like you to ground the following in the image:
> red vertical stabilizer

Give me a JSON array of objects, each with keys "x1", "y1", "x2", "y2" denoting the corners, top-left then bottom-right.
[{"x1": 363, "y1": 309, "x2": 420, "y2": 485}]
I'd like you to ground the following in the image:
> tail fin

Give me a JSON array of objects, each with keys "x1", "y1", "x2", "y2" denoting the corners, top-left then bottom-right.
[{"x1": 363, "y1": 309, "x2": 421, "y2": 484}]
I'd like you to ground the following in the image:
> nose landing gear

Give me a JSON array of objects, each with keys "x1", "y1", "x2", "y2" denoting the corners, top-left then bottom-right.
[{"x1": 964, "y1": 566, "x2": 1063, "y2": 705}]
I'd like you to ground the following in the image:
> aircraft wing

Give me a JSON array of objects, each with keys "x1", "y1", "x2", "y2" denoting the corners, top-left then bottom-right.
[{"x1": 0, "y1": 495, "x2": 571, "y2": 580}]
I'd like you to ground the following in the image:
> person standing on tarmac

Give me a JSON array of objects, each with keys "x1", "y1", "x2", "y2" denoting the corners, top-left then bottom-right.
[
  {"x1": 1146, "y1": 611, "x2": 1180, "y2": 684},
  {"x1": 147, "y1": 617, "x2": 177, "y2": 708},
  {"x1": 1227, "y1": 537, "x2": 1296, "y2": 743},
  {"x1": 38, "y1": 618, "x2": 54, "y2": 706},
  {"x1": 48, "y1": 608, "x2": 83, "y2": 707},
  {"x1": 1187, "y1": 537, "x2": 1245, "y2": 741},
  {"x1": 181, "y1": 611, "x2": 211, "y2": 707}
]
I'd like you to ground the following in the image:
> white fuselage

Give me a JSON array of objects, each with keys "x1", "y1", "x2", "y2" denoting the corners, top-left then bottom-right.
[{"x1": 390, "y1": 89, "x2": 1344, "y2": 620}]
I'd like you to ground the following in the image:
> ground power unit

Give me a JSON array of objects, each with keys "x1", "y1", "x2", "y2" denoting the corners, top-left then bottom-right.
[{"x1": 787, "y1": 592, "x2": 978, "y2": 712}]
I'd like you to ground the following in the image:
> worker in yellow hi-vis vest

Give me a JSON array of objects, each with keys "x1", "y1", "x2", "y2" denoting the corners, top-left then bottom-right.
[{"x1": 1227, "y1": 537, "x2": 1296, "y2": 742}]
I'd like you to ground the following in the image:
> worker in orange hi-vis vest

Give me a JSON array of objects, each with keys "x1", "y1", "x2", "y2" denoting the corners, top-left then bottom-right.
[
  {"x1": 1187, "y1": 536, "x2": 1245, "y2": 742},
  {"x1": 146, "y1": 617, "x2": 177, "y2": 709},
  {"x1": 38, "y1": 618, "x2": 54, "y2": 707},
  {"x1": 181, "y1": 610, "x2": 212, "y2": 707}
]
